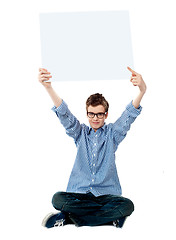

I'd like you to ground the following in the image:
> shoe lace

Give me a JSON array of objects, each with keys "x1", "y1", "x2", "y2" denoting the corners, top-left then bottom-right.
[
  {"x1": 54, "y1": 219, "x2": 65, "y2": 227},
  {"x1": 113, "y1": 220, "x2": 119, "y2": 227}
]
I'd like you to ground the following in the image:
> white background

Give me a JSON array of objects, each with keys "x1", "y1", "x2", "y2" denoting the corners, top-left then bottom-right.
[{"x1": 0, "y1": 0, "x2": 176, "y2": 239}]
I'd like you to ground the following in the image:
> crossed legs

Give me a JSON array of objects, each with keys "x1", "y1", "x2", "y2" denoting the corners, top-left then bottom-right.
[{"x1": 52, "y1": 191, "x2": 134, "y2": 227}]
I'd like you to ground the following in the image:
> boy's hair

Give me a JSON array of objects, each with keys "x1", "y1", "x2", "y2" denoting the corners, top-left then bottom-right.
[{"x1": 86, "y1": 93, "x2": 109, "y2": 112}]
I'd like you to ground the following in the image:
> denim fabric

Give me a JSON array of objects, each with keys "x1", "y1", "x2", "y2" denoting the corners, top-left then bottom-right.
[
  {"x1": 52, "y1": 191, "x2": 134, "y2": 227},
  {"x1": 52, "y1": 100, "x2": 142, "y2": 197}
]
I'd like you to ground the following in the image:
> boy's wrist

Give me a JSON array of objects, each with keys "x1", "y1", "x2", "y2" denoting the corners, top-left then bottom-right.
[
  {"x1": 139, "y1": 82, "x2": 147, "y2": 94},
  {"x1": 139, "y1": 86, "x2": 147, "y2": 94},
  {"x1": 140, "y1": 90, "x2": 146, "y2": 95},
  {"x1": 44, "y1": 85, "x2": 52, "y2": 90}
]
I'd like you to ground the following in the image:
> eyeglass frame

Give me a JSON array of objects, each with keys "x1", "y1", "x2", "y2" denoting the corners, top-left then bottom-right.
[{"x1": 87, "y1": 111, "x2": 107, "y2": 119}]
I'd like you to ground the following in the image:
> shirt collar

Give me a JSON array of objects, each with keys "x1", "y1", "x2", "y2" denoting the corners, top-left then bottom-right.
[{"x1": 88, "y1": 123, "x2": 106, "y2": 134}]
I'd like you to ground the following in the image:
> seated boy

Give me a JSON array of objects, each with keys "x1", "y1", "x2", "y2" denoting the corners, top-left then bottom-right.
[{"x1": 38, "y1": 67, "x2": 147, "y2": 228}]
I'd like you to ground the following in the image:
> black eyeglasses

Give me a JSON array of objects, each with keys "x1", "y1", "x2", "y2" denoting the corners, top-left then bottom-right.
[{"x1": 87, "y1": 112, "x2": 107, "y2": 119}]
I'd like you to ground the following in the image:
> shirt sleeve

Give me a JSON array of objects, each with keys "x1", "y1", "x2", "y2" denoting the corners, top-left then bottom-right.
[
  {"x1": 51, "y1": 100, "x2": 82, "y2": 144},
  {"x1": 112, "y1": 100, "x2": 142, "y2": 147}
]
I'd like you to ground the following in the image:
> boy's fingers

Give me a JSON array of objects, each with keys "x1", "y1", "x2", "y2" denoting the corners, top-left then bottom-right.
[
  {"x1": 42, "y1": 75, "x2": 52, "y2": 79},
  {"x1": 39, "y1": 70, "x2": 50, "y2": 75},
  {"x1": 127, "y1": 66, "x2": 133, "y2": 72},
  {"x1": 127, "y1": 66, "x2": 138, "y2": 75},
  {"x1": 39, "y1": 68, "x2": 48, "y2": 72},
  {"x1": 39, "y1": 68, "x2": 45, "y2": 71}
]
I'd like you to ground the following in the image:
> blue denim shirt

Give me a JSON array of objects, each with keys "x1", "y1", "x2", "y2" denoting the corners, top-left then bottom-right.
[{"x1": 52, "y1": 100, "x2": 142, "y2": 197}]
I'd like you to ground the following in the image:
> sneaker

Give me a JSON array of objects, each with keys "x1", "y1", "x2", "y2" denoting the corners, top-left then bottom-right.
[
  {"x1": 42, "y1": 212, "x2": 66, "y2": 228},
  {"x1": 113, "y1": 216, "x2": 127, "y2": 228}
]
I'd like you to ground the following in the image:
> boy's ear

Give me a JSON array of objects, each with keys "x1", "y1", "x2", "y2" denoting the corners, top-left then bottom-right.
[{"x1": 105, "y1": 112, "x2": 108, "y2": 119}]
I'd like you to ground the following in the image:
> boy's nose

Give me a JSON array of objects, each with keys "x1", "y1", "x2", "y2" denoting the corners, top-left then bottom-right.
[{"x1": 93, "y1": 115, "x2": 98, "y2": 120}]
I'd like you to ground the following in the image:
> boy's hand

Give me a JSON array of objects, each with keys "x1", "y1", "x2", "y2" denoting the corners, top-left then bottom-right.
[
  {"x1": 38, "y1": 68, "x2": 52, "y2": 88},
  {"x1": 127, "y1": 66, "x2": 147, "y2": 93}
]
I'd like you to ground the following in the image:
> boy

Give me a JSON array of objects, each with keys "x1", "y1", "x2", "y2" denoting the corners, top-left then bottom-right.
[{"x1": 38, "y1": 67, "x2": 147, "y2": 228}]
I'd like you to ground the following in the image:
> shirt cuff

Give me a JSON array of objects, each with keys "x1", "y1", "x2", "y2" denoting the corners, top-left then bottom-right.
[
  {"x1": 126, "y1": 100, "x2": 142, "y2": 118},
  {"x1": 51, "y1": 100, "x2": 68, "y2": 115}
]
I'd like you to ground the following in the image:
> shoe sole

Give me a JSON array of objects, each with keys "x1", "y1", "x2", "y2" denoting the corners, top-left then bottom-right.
[{"x1": 42, "y1": 212, "x2": 57, "y2": 227}]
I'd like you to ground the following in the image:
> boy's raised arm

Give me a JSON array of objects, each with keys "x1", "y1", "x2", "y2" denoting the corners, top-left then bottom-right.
[
  {"x1": 127, "y1": 67, "x2": 147, "y2": 109},
  {"x1": 38, "y1": 68, "x2": 62, "y2": 108}
]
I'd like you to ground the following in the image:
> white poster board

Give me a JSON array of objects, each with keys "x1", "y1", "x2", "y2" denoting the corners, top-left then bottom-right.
[{"x1": 39, "y1": 11, "x2": 133, "y2": 81}]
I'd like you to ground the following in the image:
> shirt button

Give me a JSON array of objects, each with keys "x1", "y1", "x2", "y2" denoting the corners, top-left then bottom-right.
[
  {"x1": 92, "y1": 179, "x2": 94, "y2": 182},
  {"x1": 93, "y1": 172, "x2": 95, "y2": 175},
  {"x1": 94, "y1": 154, "x2": 96, "y2": 156},
  {"x1": 93, "y1": 163, "x2": 95, "y2": 166},
  {"x1": 94, "y1": 143, "x2": 96, "y2": 146},
  {"x1": 90, "y1": 187, "x2": 92, "y2": 190}
]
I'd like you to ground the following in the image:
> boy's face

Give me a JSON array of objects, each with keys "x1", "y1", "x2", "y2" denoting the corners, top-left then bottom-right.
[{"x1": 87, "y1": 105, "x2": 108, "y2": 132}]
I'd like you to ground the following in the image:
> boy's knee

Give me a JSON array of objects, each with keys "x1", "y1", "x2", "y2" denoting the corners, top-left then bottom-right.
[
  {"x1": 126, "y1": 198, "x2": 135, "y2": 214},
  {"x1": 52, "y1": 191, "x2": 65, "y2": 209}
]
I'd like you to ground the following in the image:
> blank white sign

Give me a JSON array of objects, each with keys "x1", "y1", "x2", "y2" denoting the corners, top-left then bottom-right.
[{"x1": 39, "y1": 11, "x2": 133, "y2": 81}]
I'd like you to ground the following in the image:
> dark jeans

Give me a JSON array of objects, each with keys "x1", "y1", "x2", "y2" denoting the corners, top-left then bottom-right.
[{"x1": 52, "y1": 191, "x2": 134, "y2": 227}]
